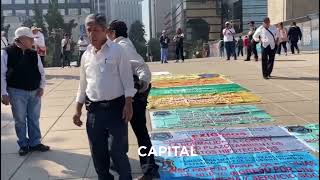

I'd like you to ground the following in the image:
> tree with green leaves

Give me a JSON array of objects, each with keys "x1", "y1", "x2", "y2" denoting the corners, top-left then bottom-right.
[
  {"x1": 147, "y1": 38, "x2": 161, "y2": 61},
  {"x1": 22, "y1": 18, "x2": 34, "y2": 28},
  {"x1": 33, "y1": 0, "x2": 47, "y2": 38},
  {"x1": 129, "y1": 21, "x2": 147, "y2": 60},
  {"x1": 45, "y1": 0, "x2": 64, "y2": 33}
]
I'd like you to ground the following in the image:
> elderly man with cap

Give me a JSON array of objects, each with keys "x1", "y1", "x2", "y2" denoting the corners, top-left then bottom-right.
[
  {"x1": 1, "y1": 27, "x2": 49, "y2": 156},
  {"x1": 1, "y1": 31, "x2": 9, "y2": 49},
  {"x1": 73, "y1": 14, "x2": 136, "y2": 180},
  {"x1": 159, "y1": 30, "x2": 170, "y2": 64},
  {"x1": 222, "y1": 21, "x2": 237, "y2": 60},
  {"x1": 107, "y1": 20, "x2": 160, "y2": 180},
  {"x1": 31, "y1": 26, "x2": 46, "y2": 66}
]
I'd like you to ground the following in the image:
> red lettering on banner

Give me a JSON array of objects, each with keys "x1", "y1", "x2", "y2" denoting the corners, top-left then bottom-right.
[
  {"x1": 273, "y1": 166, "x2": 293, "y2": 173},
  {"x1": 298, "y1": 173, "x2": 319, "y2": 178},
  {"x1": 253, "y1": 173, "x2": 296, "y2": 179}
]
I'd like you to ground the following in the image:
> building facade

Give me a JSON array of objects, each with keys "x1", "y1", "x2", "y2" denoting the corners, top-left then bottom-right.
[
  {"x1": 1, "y1": 0, "x2": 93, "y2": 42},
  {"x1": 92, "y1": 0, "x2": 111, "y2": 22},
  {"x1": 150, "y1": 0, "x2": 171, "y2": 38},
  {"x1": 268, "y1": 0, "x2": 319, "y2": 23},
  {"x1": 110, "y1": 0, "x2": 143, "y2": 30}
]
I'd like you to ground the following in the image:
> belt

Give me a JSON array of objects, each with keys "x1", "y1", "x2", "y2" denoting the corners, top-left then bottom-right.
[{"x1": 85, "y1": 95, "x2": 124, "y2": 112}]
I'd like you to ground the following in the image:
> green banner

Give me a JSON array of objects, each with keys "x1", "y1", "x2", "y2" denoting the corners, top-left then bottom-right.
[{"x1": 149, "y1": 84, "x2": 248, "y2": 97}]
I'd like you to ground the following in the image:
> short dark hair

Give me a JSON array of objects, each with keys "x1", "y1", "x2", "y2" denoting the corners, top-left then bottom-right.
[
  {"x1": 248, "y1": 21, "x2": 255, "y2": 25},
  {"x1": 292, "y1": 21, "x2": 296, "y2": 25},
  {"x1": 108, "y1": 20, "x2": 128, "y2": 38},
  {"x1": 263, "y1": 17, "x2": 270, "y2": 23}
]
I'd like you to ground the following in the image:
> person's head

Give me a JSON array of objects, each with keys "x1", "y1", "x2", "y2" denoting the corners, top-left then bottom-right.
[
  {"x1": 278, "y1": 22, "x2": 284, "y2": 28},
  {"x1": 225, "y1": 21, "x2": 231, "y2": 28},
  {"x1": 292, "y1": 21, "x2": 297, "y2": 26},
  {"x1": 263, "y1": 17, "x2": 271, "y2": 28},
  {"x1": 239, "y1": 36, "x2": 242, "y2": 39},
  {"x1": 176, "y1": 28, "x2": 182, "y2": 34},
  {"x1": 248, "y1": 21, "x2": 255, "y2": 28},
  {"x1": 85, "y1": 13, "x2": 108, "y2": 49},
  {"x1": 64, "y1": 33, "x2": 70, "y2": 39},
  {"x1": 107, "y1": 20, "x2": 128, "y2": 41},
  {"x1": 162, "y1": 30, "x2": 166, "y2": 35},
  {"x1": 245, "y1": 35, "x2": 248, "y2": 38},
  {"x1": 31, "y1": 26, "x2": 39, "y2": 34},
  {"x1": 1, "y1": 31, "x2": 5, "y2": 37},
  {"x1": 80, "y1": 36, "x2": 84, "y2": 40},
  {"x1": 14, "y1": 26, "x2": 34, "y2": 50}
]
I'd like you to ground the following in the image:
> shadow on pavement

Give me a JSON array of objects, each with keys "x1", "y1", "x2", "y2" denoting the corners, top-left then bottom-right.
[
  {"x1": 45, "y1": 75, "x2": 80, "y2": 80},
  {"x1": 270, "y1": 76, "x2": 319, "y2": 81},
  {"x1": 275, "y1": 59, "x2": 307, "y2": 62}
]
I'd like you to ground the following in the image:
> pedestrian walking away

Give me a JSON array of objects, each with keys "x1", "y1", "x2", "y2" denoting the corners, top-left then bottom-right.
[
  {"x1": 218, "y1": 39, "x2": 225, "y2": 58},
  {"x1": 237, "y1": 36, "x2": 244, "y2": 57},
  {"x1": 253, "y1": 17, "x2": 278, "y2": 79},
  {"x1": 288, "y1": 21, "x2": 302, "y2": 54},
  {"x1": 1, "y1": 26, "x2": 49, "y2": 156},
  {"x1": 173, "y1": 28, "x2": 184, "y2": 62},
  {"x1": 222, "y1": 21, "x2": 237, "y2": 60},
  {"x1": 245, "y1": 21, "x2": 258, "y2": 61},
  {"x1": 61, "y1": 33, "x2": 72, "y2": 68},
  {"x1": 77, "y1": 36, "x2": 88, "y2": 67},
  {"x1": 159, "y1": 30, "x2": 170, "y2": 64},
  {"x1": 107, "y1": 20, "x2": 160, "y2": 180},
  {"x1": 276, "y1": 22, "x2": 288, "y2": 56},
  {"x1": 73, "y1": 13, "x2": 136, "y2": 180}
]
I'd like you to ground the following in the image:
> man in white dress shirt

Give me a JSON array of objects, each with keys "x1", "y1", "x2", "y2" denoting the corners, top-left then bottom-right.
[
  {"x1": 222, "y1": 22, "x2": 237, "y2": 60},
  {"x1": 73, "y1": 14, "x2": 136, "y2": 180},
  {"x1": 1, "y1": 27, "x2": 49, "y2": 156},
  {"x1": 107, "y1": 20, "x2": 159, "y2": 180},
  {"x1": 253, "y1": 17, "x2": 278, "y2": 79}
]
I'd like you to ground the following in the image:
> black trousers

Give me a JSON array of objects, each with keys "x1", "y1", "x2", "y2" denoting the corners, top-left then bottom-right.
[
  {"x1": 246, "y1": 42, "x2": 258, "y2": 60},
  {"x1": 175, "y1": 45, "x2": 184, "y2": 61},
  {"x1": 237, "y1": 46, "x2": 243, "y2": 56},
  {"x1": 290, "y1": 41, "x2": 300, "y2": 54},
  {"x1": 62, "y1": 50, "x2": 71, "y2": 67},
  {"x1": 86, "y1": 96, "x2": 132, "y2": 180},
  {"x1": 40, "y1": 56, "x2": 45, "y2": 67},
  {"x1": 125, "y1": 85, "x2": 159, "y2": 175},
  {"x1": 225, "y1": 41, "x2": 237, "y2": 60},
  {"x1": 261, "y1": 45, "x2": 277, "y2": 77},
  {"x1": 277, "y1": 41, "x2": 288, "y2": 54},
  {"x1": 78, "y1": 51, "x2": 85, "y2": 67}
]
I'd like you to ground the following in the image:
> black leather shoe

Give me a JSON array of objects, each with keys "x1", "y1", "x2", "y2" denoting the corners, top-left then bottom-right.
[
  {"x1": 19, "y1": 146, "x2": 29, "y2": 156},
  {"x1": 30, "y1": 144, "x2": 50, "y2": 152}
]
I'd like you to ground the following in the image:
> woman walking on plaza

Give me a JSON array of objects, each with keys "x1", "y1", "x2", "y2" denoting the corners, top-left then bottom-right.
[
  {"x1": 277, "y1": 22, "x2": 288, "y2": 56},
  {"x1": 173, "y1": 28, "x2": 184, "y2": 62}
]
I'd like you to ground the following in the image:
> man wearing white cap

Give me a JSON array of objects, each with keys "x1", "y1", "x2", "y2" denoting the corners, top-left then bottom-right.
[
  {"x1": 32, "y1": 26, "x2": 46, "y2": 66},
  {"x1": 222, "y1": 21, "x2": 237, "y2": 60},
  {"x1": 1, "y1": 31, "x2": 9, "y2": 49},
  {"x1": 1, "y1": 27, "x2": 49, "y2": 156},
  {"x1": 159, "y1": 30, "x2": 170, "y2": 64}
]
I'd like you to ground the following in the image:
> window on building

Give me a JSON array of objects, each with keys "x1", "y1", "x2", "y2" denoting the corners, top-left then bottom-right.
[
  {"x1": 16, "y1": 10, "x2": 27, "y2": 16},
  {"x1": 58, "y1": 0, "x2": 65, "y2": 3},
  {"x1": 59, "y1": 9, "x2": 65, "y2": 15},
  {"x1": 2, "y1": 10, "x2": 13, "y2": 16},
  {"x1": 42, "y1": 9, "x2": 48, "y2": 15},
  {"x1": 2, "y1": 0, "x2": 12, "y2": 4},
  {"x1": 81, "y1": 8, "x2": 90, "y2": 15},
  {"x1": 42, "y1": 0, "x2": 49, "y2": 3},
  {"x1": 15, "y1": 0, "x2": 26, "y2": 4},
  {"x1": 29, "y1": 10, "x2": 35, "y2": 16},
  {"x1": 68, "y1": 0, "x2": 78, "y2": 3},
  {"x1": 80, "y1": 0, "x2": 89, "y2": 3},
  {"x1": 68, "y1": 8, "x2": 78, "y2": 15}
]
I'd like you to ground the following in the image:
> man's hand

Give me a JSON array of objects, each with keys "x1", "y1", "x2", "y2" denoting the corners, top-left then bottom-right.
[
  {"x1": 73, "y1": 113, "x2": 83, "y2": 127},
  {"x1": 1, "y1": 95, "x2": 10, "y2": 105},
  {"x1": 122, "y1": 98, "x2": 133, "y2": 123},
  {"x1": 37, "y1": 88, "x2": 44, "y2": 97}
]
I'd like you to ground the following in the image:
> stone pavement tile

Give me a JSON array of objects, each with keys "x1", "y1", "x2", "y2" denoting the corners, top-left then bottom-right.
[
  {"x1": 42, "y1": 97, "x2": 75, "y2": 107},
  {"x1": 256, "y1": 92, "x2": 310, "y2": 103},
  {"x1": 247, "y1": 85, "x2": 289, "y2": 93},
  {"x1": 10, "y1": 149, "x2": 91, "y2": 180},
  {"x1": 296, "y1": 114, "x2": 319, "y2": 124},
  {"x1": 275, "y1": 81, "x2": 318, "y2": 91},
  {"x1": 293, "y1": 90, "x2": 319, "y2": 101},
  {"x1": 235, "y1": 80, "x2": 271, "y2": 87},
  {"x1": 41, "y1": 130, "x2": 89, "y2": 150},
  {"x1": 1, "y1": 118, "x2": 13, "y2": 128},
  {"x1": 41, "y1": 106, "x2": 68, "y2": 118},
  {"x1": 128, "y1": 125, "x2": 138, "y2": 145},
  {"x1": 51, "y1": 116, "x2": 86, "y2": 131},
  {"x1": 45, "y1": 90, "x2": 78, "y2": 98},
  {"x1": 256, "y1": 103, "x2": 293, "y2": 117},
  {"x1": 1, "y1": 134, "x2": 19, "y2": 154},
  {"x1": 1, "y1": 154, "x2": 26, "y2": 180},
  {"x1": 275, "y1": 101, "x2": 319, "y2": 115}
]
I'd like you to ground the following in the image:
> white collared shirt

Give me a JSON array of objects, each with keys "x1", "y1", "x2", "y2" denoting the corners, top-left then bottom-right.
[
  {"x1": 253, "y1": 25, "x2": 278, "y2": 49},
  {"x1": 223, "y1": 28, "x2": 235, "y2": 42},
  {"x1": 75, "y1": 39, "x2": 136, "y2": 104},
  {"x1": 1, "y1": 37, "x2": 8, "y2": 49},
  {"x1": 1, "y1": 46, "x2": 46, "y2": 96},
  {"x1": 114, "y1": 36, "x2": 151, "y2": 84}
]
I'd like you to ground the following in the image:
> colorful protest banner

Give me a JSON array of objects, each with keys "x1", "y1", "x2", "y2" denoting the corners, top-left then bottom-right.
[
  {"x1": 151, "y1": 73, "x2": 220, "y2": 81},
  {"x1": 147, "y1": 92, "x2": 261, "y2": 109},
  {"x1": 150, "y1": 105, "x2": 273, "y2": 129},
  {"x1": 149, "y1": 84, "x2": 248, "y2": 97},
  {"x1": 283, "y1": 124, "x2": 319, "y2": 152},
  {"x1": 150, "y1": 126, "x2": 310, "y2": 156},
  {"x1": 155, "y1": 151, "x2": 319, "y2": 180},
  {"x1": 151, "y1": 76, "x2": 232, "y2": 88}
]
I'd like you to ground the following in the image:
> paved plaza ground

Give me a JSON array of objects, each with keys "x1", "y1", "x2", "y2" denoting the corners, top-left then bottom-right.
[{"x1": 1, "y1": 52, "x2": 319, "y2": 180}]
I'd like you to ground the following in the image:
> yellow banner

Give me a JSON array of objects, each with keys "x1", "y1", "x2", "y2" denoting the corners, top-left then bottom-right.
[{"x1": 152, "y1": 77, "x2": 232, "y2": 88}]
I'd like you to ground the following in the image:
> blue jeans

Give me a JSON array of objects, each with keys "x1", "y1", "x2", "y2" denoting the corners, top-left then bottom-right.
[
  {"x1": 160, "y1": 48, "x2": 168, "y2": 63},
  {"x1": 225, "y1": 41, "x2": 237, "y2": 60},
  {"x1": 8, "y1": 88, "x2": 42, "y2": 148}
]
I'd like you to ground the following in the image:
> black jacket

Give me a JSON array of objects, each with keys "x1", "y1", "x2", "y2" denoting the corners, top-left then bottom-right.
[
  {"x1": 160, "y1": 35, "x2": 170, "y2": 48},
  {"x1": 288, "y1": 26, "x2": 302, "y2": 42}
]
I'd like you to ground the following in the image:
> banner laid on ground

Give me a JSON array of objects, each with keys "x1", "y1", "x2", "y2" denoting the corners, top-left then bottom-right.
[
  {"x1": 150, "y1": 126, "x2": 310, "y2": 156},
  {"x1": 155, "y1": 151, "x2": 319, "y2": 180},
  {"x1": 149, "y1": 84, "x2": 248, "y2": 97},
  {"x1": 151, "y1": 73, "x2": 220, "y2": 81},
  {"x1": 152, "y1": 76, "x2": 232, "y2": 88},
  {"x1": 150, "y1": 105, "x2": 273, "y2": 129},
  {"x1": 283, "y1": 124, "x2": 319, "y2": 152},
  {"x1": 147, "y1": 92, "x2": 261, "y2": 109}
]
